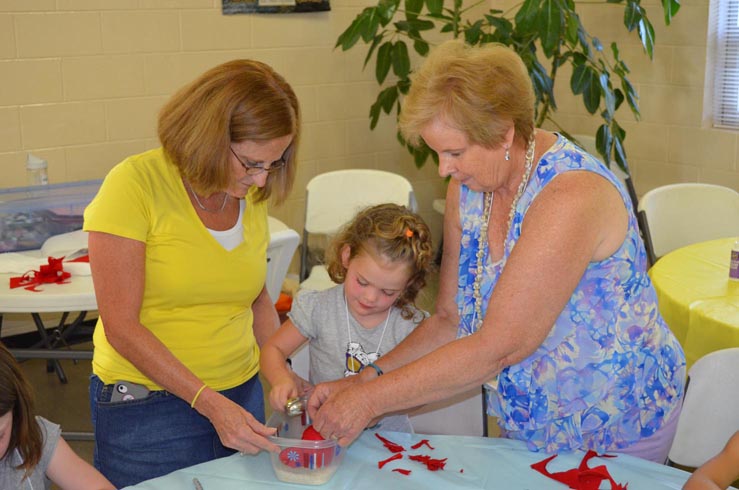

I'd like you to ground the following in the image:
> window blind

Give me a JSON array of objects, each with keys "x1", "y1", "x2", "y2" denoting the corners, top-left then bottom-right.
[{"x1": 706, "y1": 0, "x2": 739, "y2": 129}]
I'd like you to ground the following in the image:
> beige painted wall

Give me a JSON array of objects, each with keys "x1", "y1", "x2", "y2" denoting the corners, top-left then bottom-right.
[{"x1": 0, "y1": 0, "x2": 733, "y2": 253}]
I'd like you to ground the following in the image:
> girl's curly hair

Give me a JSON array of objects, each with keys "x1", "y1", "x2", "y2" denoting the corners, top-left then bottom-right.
[{"x1": 325, "y1": 203, "x2": 434, "y2": 319}]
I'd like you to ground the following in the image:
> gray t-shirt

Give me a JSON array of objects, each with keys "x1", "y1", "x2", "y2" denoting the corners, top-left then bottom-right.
[
  {"x1": 0, "y1": 416, "x2": 61, "y2": 490},
  {"x1": 288, "y1": 285, "x2": 427, "y2": 432},
  {"x1": 289, "y1": 285, "x2": 426, "y2": 384}
]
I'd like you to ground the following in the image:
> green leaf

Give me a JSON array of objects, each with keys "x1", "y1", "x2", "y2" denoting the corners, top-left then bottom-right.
[
  {"x1": 571, "y1": 63, "x2": 589, "y2": 94},
  {"x1": 392, "y1": 41, "x2": 411, "y2": 78},
  {"x1": 515, "y1": 0, "x2": 541, "y2": 32},
  {"x1": 613, "y1": 87, "x2": 625, "y2": 110},
  {"x1": 425, "y1": 0, "x2": 442, "y2": 15},
  {"x1": 599, "y1": 72, "x2": 616, "y2": 120},
  {"x1": 377, "y1": 0, "x2": 400, "y2": 26},
  {"x1": 613, "y1": 129, "x2": 628, "y2": 171},
  {"x1": 592, "y1": 37, "x2": 603, "y2": 52},
  {"x1": 583, "y1": 69, "x2": 601, "y2": 114},
  {"x1": 620, "y1": 77, "x2": 639, "y2": 119},
  {"x1": 638, "y1": 16, "x2": 655, "y2": 58},
  {"x1": 376, "y1": 42, "x2": 393, "y2": 84},
  {"x1": 336, "y1": 11, "x2": 369, "y2": 50},
  {"x1": 565, "y1": 12, "x2": 579, "y2": 47},
  {"x1": 661, "y1": 0, "x2": 680, "y2": 25},
  {"x1": 364, "y1": 34, "x2": 385, "y2": 68},
  {"x1": 413, "y1": 38, "x2": 430, "y2": 56},
  {"x1": 596, "y1": 124, "x2": 613, "y2": 164},
  {"x1": 624, "y1": 1, "x2": 639, "y2": 31},
  {"x1": 537, "y1": 0, "x2": 563, "y2": 57},
  {"x1": 405, "y1": 0, "x2": 423, "y2": 19}
]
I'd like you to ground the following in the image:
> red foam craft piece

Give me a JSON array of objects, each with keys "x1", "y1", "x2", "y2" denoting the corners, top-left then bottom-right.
[{"x1": 530, "y1": 450, "x2": 628, "y2": 490}]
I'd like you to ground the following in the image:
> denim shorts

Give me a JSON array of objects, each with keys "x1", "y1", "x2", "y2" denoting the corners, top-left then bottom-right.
[{"x1": 89, "y1": 374, "x2": 265, "y2": 489}]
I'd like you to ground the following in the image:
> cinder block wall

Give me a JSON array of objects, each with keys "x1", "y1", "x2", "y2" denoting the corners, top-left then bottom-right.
[{"x1": 0, "y1": 0, "x2": 734, "y2": 252}]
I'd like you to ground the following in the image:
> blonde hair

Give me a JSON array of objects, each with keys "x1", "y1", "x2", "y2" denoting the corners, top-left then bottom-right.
[
  {"x1": 158, "y1": 59, "x2": 300, "y2": 204},
  {"x1": 325, "y1": 203, "x2": 434, "y2": 319},
  {"x1": 0, "y1": 343, "x2": 42, "y2": 478},
  {"x1": 399, "y1": 40, "x2": 535, "y2": 149}
]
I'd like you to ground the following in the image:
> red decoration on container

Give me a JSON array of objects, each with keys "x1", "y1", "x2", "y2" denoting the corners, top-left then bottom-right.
[
  {"x1": 530, "y1": 450, "x2": 628, "y2": 490},
  {"x1": 392, "y1": 468, "x2": 411, "y2": 475},
  {"x1": 301, "y1": 425, "x2": 325, "y2": 441}
]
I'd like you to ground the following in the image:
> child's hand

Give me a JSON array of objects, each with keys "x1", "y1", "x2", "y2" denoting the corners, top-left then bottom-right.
[{"x1": 269, "y1": 377, "x2": 300, "y2": 412}]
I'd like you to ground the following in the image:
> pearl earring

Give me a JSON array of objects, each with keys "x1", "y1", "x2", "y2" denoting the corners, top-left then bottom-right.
[{"x1": 505, "y1": 147, "x2": 511, "y2": 161}]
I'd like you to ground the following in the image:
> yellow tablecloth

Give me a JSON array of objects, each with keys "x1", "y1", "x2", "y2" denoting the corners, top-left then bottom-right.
[{"x1": 649, "y1": 238, "x2": 739, "y2": 369}]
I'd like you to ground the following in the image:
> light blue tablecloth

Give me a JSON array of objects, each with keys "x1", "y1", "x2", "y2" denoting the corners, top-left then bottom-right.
[{"x1": 124, "y1": 430, "x2": 690, "y2": 489}]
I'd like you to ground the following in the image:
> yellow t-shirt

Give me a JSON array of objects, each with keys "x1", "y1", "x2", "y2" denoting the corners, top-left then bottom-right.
[{"x1": 83, "y1": 148, "x2": 268, "y2": 391}]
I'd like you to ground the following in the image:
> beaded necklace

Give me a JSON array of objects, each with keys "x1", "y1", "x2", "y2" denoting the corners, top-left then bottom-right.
[
  {"x1": 471, "y1": 135, "x2": 537, "y2": 331},
  {"x1": 186, "y1": 180, "x2": 228, "y2": 213}
]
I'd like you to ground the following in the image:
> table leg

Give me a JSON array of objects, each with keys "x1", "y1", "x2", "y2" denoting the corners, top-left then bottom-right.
[{"x1": 31, "y1": 313, "x2": 68, "y2": 384}]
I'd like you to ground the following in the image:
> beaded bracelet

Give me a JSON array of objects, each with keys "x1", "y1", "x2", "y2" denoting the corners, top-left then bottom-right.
[{"x1": 360, "y1": 362, "x2": 383, "y2": 377}]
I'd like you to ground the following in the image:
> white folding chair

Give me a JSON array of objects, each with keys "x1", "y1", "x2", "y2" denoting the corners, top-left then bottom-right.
[
  {"x1": 668, "y1": 347, "x2": 739, "y2": 468},
  {"x1": 299, "y1": 169, "x2": 417, "y2": 292},
  {"x1": 638, "y1": 183, "x2": 739, "y2": 260},
  {"x1": 266, "y1": 217, "x2": 300, "y2": 304}
]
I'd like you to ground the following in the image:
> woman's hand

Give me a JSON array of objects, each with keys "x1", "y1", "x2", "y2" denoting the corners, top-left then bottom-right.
[
  {"x1": 307, "y1": 377, "x2": 376, "y2": 447},
  {"x1": 197, "y1": 388, "x2": 280, "y2": 454}
]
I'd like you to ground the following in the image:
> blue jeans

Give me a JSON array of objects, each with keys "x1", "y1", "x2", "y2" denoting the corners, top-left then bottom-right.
[{"x1": 89, "y1": 374, "x2": 265, "y2": 489}]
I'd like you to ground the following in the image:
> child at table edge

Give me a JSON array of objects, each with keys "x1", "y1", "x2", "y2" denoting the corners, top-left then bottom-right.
[
  {"x1": 260, "y1": 203, "x2": 434, "y2": 432},
  {"x1": 0, "y1": 343, "x2": 115, "y2": 490}
]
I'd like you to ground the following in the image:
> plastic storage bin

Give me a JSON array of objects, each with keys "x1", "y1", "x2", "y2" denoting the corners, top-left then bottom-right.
[
  {"x1": 266, "y1": 411, "x2": 345, "y2": 485},
  {"x1": 0, "y1": 180, "x2": 102, "y2": 253}
]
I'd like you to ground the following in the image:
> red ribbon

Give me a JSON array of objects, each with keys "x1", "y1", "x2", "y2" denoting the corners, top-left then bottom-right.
[
  {"x1": 8, "y1": 256, "x2": 71, "y2": 292},
  {"x1": 531, "y1": 450, "x2": 628, "y2": 490}
]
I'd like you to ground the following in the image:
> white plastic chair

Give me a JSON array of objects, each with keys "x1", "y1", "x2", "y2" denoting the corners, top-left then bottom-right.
[
  {"x1": 667, "y1": 347, "x2": 739, "y2": 468},
  {"x1": 299, "y1": 169, "x2": 417, "y2": 292},
  {"x1": 638, "y1": 183, "x2": 739, "y2": 260},
  {"x1": 266, "y1": 217, "x2": 300, "y2": 304}
]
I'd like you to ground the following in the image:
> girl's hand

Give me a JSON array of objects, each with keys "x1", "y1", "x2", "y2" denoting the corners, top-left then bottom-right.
[
  {"x1": 269, "y1": 376, "x2": 300, "y2": 412},
  {"x1": 197, "y1": 388, "x2": 279, "y2": 454}
]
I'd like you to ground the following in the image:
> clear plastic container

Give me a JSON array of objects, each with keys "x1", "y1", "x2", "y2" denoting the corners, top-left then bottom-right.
[
  {"x1": 0, "y1": 180, "x2": 102, "y2": 253},
  {"x1": 266, "y1": 412, "x2": 345, "y2": 485},
  {"x1": 26, "y1": 154, "x2": 49, "y2": 186}
]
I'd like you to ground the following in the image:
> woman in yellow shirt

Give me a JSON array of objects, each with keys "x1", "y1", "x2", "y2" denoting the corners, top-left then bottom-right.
[{"x1": 83, "y1": 60, "x2": 300, "y2": 488}]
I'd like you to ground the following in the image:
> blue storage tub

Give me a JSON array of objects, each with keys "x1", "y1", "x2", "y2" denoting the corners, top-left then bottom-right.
[{"x1": 0, "y1": 180, "x2": 102, "y2": 253}]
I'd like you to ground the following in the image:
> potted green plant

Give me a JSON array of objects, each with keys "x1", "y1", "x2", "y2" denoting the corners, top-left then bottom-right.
[{"x1": 336, "y1": 0, "x2": 680, "y2": 174}]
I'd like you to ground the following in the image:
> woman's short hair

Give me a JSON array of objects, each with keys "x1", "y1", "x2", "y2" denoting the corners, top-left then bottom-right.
[
  {"x1": 158, "y1": 59, "x2": 300, "y2": 204},
  {"x1": 0, "y1": 343, "x2": 42, "y2": 476},
  {"x1": 399, "y1": 40, "x2": 535, "y2": 149},
  {"x1": 325, "y1": 203, "x2": 435, "y2": 319}
]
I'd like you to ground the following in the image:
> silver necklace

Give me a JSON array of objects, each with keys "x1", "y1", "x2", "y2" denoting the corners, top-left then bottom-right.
[
  {"x1": 185, "y1": 181, "x2": 228, "y2": 213},
  {"x1": 344, "y1": 294, "x2": 391, "y2": 373},
  {"x1": 471, "y1": 135, "x2": 537, "y2": 329}
]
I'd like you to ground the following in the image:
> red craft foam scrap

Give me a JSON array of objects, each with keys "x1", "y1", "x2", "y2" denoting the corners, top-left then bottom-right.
[
  {"x1": 411, "y1": 439, "x2": 435, "y2": 450},
  {"x1": 392, "y1": 468, "x2": 411, "y2": 476},
  {"x1": 378, "y1": 453, "x2": 403, "y2": 469},
  {"x1": 531, "y1": 450, "x2": 629, "y2": 490},
  {"x1": 375, "y1": 433, "x2": 406, "y2": 453},
  {"x1": 409, "y1": 454, "x2": 447, "y2": 471}
]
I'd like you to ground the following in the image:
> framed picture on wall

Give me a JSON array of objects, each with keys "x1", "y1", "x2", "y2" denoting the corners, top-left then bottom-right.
[{"x1": 223, "y1": 0, "x2": 330, "y2": 14}]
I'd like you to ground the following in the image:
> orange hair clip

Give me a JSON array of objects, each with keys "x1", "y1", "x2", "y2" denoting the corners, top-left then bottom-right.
[{"x1": 405, "y1": 228, "x2": 414, "y2": 238}]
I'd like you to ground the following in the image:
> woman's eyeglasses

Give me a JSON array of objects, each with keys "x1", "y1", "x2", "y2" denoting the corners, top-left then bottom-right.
[{"x1": 230, "y1": 147, "x2": 287, "y2": 175}]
